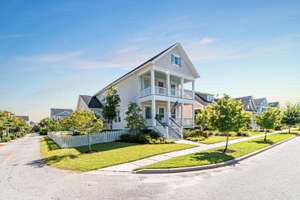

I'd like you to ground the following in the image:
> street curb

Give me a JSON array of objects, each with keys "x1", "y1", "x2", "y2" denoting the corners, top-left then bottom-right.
[{"x1": 135, "y1": 135, "x2": 297, "y2": 174}]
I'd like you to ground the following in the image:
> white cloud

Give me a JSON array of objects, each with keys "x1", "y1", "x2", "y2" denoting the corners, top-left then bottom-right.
[{"x1": 198, "y1": 37, "x2": 216, "y2": 45}]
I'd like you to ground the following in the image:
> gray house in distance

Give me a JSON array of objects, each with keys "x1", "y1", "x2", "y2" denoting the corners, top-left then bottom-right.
[
  {"x1": 254, "y1": 98, "x2": 268, "y2": 113},
  {"x1": 50, "y1": 108, "x2": 73, "y2": 121},
  {"x1": 76, "y1": 95, "x2": 103, "y2": 117},
  {"x1": 235, "y1": 96, "x2": 257, "y2": 129}
]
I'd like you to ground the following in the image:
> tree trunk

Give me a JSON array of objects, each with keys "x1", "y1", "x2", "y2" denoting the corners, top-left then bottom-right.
[
  {"x1": 288, "y1": 126, "x2": 291, "y2": 134},
  {"x1": 264, "y1": 130, "x2": 267, "y2": 142},
  {"x1": 223, "y1": 133, "x2": 229, "y2": 153},
  {"x1": 110, "y1": 122, "x2": 113, "y2": 130}
]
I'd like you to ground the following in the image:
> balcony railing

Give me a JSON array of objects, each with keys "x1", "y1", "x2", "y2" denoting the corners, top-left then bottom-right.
[
  {"x1": 183, "y1": 89, "x2": 193, "y2": 99},
  {"x1": 155, "y1": 86, "x2": 167, "y2": 96},
  {"x1": 140, "y1": 87, "x2": 151, "y2": 97},
  {"x1": 139, "y1": 87, "x2": 193, "y2": 99}
]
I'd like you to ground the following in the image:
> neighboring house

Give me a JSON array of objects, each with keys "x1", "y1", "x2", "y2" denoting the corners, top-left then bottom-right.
[
  {"x1": 16, "y1": 115, "x2": 30, "y2": 124},
  {"x1": 194, "y1": 92, "x2": 215, "y2": 112},
  {"x1": 268, "y1": 102, "x2": 280, "y2": 108},
  {"x1": 235, "y1": 96, "x2": 257, "y2": 129},
  {"x1": 254, "y1": 98, "x2": 268, "y2": 113},
  {"x1": 50, "y1": 108, "x2": 73, "y2": 121},
  {"x1": 77, "y1": 95, "x2": 103, "y2": 117},
  {"x1": 93, "y1": 43, "x2": 200, "y2": 139}
]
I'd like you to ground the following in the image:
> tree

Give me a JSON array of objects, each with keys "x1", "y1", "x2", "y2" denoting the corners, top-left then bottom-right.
[
  {"x1": 211, "y1": 95, "x2": 250, "y2": 153},
  {"x1": 38, "y1": 118, "x2": 60, "y2": 134},
  {"x1": 282, "y1": 104, "x2": 300, "y2": 133},
  {"x1": 102, "y1": 87, "x2": 121, "y2": 129},
  {"x1": 125, "y1": 102, "x2": 145, "y2": 134},
  {"x1": 63, "y1": 111, "x2": 104, "y2": 152},
  {"x1": 195, "y1": 105, "x2": 213, "y2": 131},
  {"x1": 256, "y1": 107, "x2": 281, "y2": 142}
]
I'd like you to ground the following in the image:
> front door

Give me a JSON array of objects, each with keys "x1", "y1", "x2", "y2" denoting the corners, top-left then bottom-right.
[{"x1": 158, "y1": 107, "x2": 166, "y2": 122}]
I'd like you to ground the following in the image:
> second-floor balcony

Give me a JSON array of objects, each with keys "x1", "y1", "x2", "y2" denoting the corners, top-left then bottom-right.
[
  {"x1": 138, "y1": 69, "x2": 195, "y2": 100},
  {"x1": 139, "y1": 87, "x2": 193, "y2": 99}
]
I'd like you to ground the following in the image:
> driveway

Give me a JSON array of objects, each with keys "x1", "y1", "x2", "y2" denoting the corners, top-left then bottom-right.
[{"x1": 1, "y1": 134, "x2": 300, "y2": 200}]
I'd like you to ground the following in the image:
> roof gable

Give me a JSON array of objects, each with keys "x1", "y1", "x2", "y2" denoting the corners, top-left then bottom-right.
[
  {"x1": 152, "y1": 43, "x2": 200, "y2": 78},
  {"x1": 80, "y1": 95, "x2": 102, "y2": 109}
]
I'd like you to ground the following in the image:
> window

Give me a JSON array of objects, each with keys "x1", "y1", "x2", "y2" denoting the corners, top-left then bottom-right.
[
  {"x1": 171, "y1": 54, "x2": 181, "y2": 66},
  {"x1": 115, "y1": 111, "x2": 121, "y2": 123},
  {"x1": 158, "y1": 81, "x2": 164, "y2": 88},
  {"x1": 145, "y1": 107, "x2": 152, "y2": 119},
  {"x1": 171, "y1": 84, "x2": 176, "y2": 96},
  {"x1": 158, "y1": 107, "x2": 165, "y2": 120}
]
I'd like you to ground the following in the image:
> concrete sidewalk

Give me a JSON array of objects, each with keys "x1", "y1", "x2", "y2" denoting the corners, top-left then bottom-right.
[{"x1": 87, "y1": 131, "x2": 285, "y2": 174}]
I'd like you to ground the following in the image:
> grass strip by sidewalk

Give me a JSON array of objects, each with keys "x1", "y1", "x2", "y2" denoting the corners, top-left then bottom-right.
[
  {"x1": 138, "y1": 133, "x2": 295, "y2": 170},
  {"x1": 40, "y1": 138, "x2": 195, "y2": 172},
  {"x1": 187, "y1": 131, "x2": 266, "y2": 144}
]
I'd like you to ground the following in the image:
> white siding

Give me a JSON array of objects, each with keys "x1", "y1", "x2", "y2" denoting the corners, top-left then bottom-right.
[
  {"x1": 154, "y1": 46, "x2": 195, "y2": 78},
  {"x1": 96, "y1": 73, "x2": 139, "y2": 129}
]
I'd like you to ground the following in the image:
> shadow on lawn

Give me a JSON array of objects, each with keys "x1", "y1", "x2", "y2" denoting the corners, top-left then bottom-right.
[
  {"x1": 191, "y1": 151, "x2": 235, "y2": 164},
  {"x1": 26, "y1": 154, "x2": 78, "y2": 168},
  {"x1": 253, "y1": 140, "x2": 275, "y2": 145}
]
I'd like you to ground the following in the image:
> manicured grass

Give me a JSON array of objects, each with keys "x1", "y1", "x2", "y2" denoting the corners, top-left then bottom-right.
[
  {"x1": 40, "y1": 138, "x2": 195, "y2": 172},
  {"x1": 188, "y1": 136, "x2": 242, "y2": 144},
  {"x1": 247, "y1": 131, "x2": 265, "y2": 136},
  {"x1": 138, "y1": 133, "x2": 295, "y2": 170}
]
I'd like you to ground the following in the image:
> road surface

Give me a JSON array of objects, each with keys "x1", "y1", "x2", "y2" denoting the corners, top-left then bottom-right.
[{"x1": 1, "y1": 134, "x2": 300, "y2": 200}]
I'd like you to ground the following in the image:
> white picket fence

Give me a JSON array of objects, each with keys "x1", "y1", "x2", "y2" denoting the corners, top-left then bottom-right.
[{"x1": 47, "y1": 130, "x2": 128, "y2": 148}]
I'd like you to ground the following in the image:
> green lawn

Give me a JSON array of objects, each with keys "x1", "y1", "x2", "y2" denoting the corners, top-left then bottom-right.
[
  {"x1": 187, "y1": 136, "x2": 242, "y2": 144},
  {"x1": 40, "y1": 138, "x2": 195, "y2": 172},
  {"x1": 138, "y1": 133, "x2": 295, "y2": 170},
  {"x1": 187, "y1": 131, "x2": 266, "y2": 144}
]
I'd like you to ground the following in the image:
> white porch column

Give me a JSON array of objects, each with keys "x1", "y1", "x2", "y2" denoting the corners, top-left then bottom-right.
[
  {"x1": 151, "y1": 69, "x2": 155, "y2": 95},
  {"x1": 181, "y1": 103, "x2": 184, "y2": 125},
  {"x1": 166, "y1": 72, "x2": 170, "y2": 96},
  {"x1": 152, "y1": 98, "x2": 156, "y2": 126},
  {"x1": 181, "y1": 77, "x2": 184, "y2": 98},
  {"x1": 166, "y1": 100, "x2": 170, "y2": 138}
]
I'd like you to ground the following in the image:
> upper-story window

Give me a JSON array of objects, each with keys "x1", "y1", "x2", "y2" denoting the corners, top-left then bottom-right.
[{"x1": 171, "y1": 54, "x2": 181, "y2": 67}]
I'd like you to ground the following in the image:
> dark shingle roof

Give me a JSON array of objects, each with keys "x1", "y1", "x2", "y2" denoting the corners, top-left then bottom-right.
[
  {"x1": 80, "y1": 95, "x2": 102, "y2": 109},
  {"x1": 254, "y1": 98, "x2": 267, "y2": 107},
  {"x1": 235, "y1": 96, "x2": 257, "y2": 112},
  {"x1": 195, "y1": 92, "x2": 215, "y2": 107}
]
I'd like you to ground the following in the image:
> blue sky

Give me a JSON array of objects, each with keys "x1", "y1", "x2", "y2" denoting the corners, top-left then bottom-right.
[{"x1": 0, "y1": 0, "x2": 299, "y2": 121}]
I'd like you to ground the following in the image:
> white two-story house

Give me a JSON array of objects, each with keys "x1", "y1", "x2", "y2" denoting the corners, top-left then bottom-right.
[{"x1": 78, "y1": 43, "x2": 200, "y2": 139}]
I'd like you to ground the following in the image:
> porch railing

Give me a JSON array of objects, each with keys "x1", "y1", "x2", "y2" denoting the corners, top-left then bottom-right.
[
  {"x1": 183, "y1": 89, "x2": 193, "y2": 99},
  {"x1": 140, "y1": 87, "x2": 151, "y2": 97},
  {"x1": 155, "y1": 86, "x2": 167, "y2": 96}
]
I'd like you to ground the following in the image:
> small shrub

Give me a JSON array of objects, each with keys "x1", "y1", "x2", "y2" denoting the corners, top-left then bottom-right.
[
  {"x1": 119, "y1": 129, "x2": 173, "y2": 144},
  {"x1": 236, "y1": 132, "x2": 249, "y2": 137},
  {"x1": 1, "y1": 136, "x2": 11, "y2": 142},
  {"x1": 39, "y1": 129, "x2": 48, "y2": 135}
]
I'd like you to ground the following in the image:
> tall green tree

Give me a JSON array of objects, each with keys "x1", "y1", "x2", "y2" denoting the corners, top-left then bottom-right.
[
  {"x1": 38, "y1": 117, "x2": 60, "y2": 134},
  {"x1": 195, "y1": 105, "x2": 213, "y2": 131},
  {"x1": 125, "y1": 102, "x2": 145, "y2": 134},
  {"x1": 102, "y1": 87, "x2": 121, "y2": 130},
  {"x1": 282, "y1": 104, "x2": 300, "y2": 133},
  {"x1": 256, "y1": 107, "x2": 281, "y2": 142},
  {"x1": 211, "y1": 95, "x2": 250, "y2": 153}
]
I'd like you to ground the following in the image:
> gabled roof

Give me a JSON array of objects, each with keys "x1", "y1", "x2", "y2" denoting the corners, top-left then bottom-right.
[
  {"x1": 95, "y1": 42, "x2": 199, "y2": 96},
  {"x1": 50, "y1": 108, "x2": 73, "y2": 117},
  {"x1": 235, "y1": 96, "x2": 257, "y2": 112},
  {"x1": 254, "y1": 98, "x2": 267, "y2": 107},
  {"x1": 80, "y1": 95, "x2": 102, "y2": 109}
]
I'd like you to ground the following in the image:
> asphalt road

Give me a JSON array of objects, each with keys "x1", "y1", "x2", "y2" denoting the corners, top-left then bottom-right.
[{"x1": 1, "y1": 134, "x2": 300, "y2": 200}]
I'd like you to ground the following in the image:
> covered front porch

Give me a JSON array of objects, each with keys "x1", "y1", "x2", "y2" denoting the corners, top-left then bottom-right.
[{"x1": 140, "y1": 100, "x2": 194, "y2": 129}]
